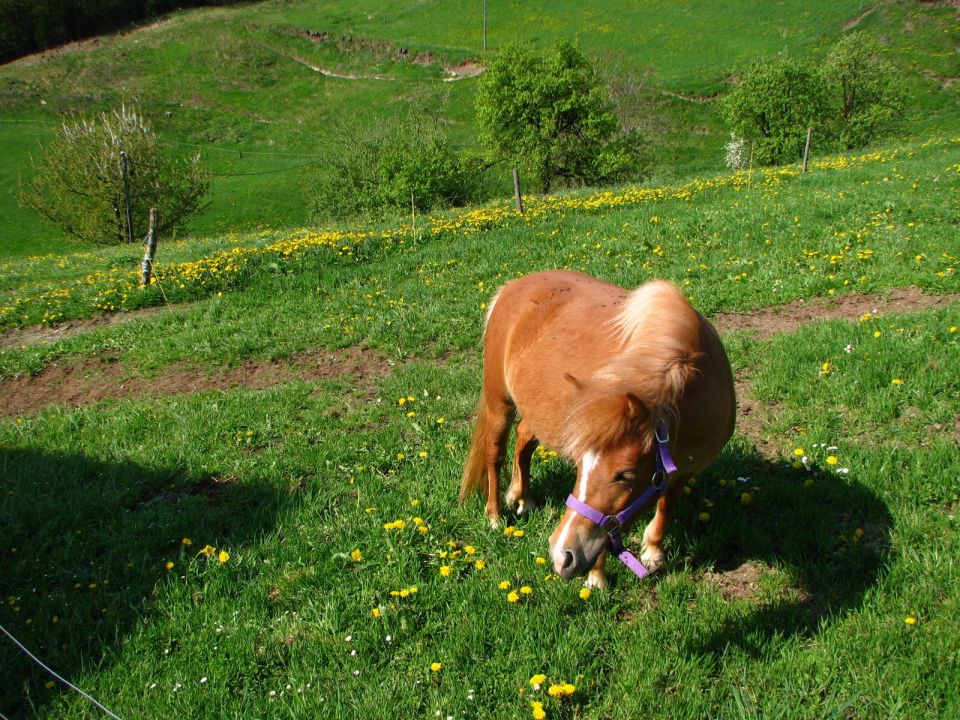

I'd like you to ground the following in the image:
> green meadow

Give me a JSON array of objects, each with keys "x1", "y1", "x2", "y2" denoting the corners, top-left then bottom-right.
[{"x1": 2, "y1": 1, "x2": 960, "y2": 718}]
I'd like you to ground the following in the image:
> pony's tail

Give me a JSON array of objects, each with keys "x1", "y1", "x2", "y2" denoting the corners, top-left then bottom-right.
[{"x1": 459, "y1": 396, "x2": 489, "y2": 501}]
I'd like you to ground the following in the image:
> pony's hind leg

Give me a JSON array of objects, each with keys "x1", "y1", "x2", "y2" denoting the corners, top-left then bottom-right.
[
  {"x1": 640, "y1": 476, "x2": 689, "y2": 573},
  {"x1": 482, "y1": 396, "x2": 515, "y2": 529},
  {"x1": 505, "y1": 418, "x2": 538, "y2": 515}
]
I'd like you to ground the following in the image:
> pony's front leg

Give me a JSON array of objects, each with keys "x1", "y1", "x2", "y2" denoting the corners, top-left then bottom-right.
[
  {"x1": 640, "y1": 477, "x2": 689, "y2": 573},
  {"x1": 585, "y1": 549, "x2": 608, "y2": 590},
  {"x1": 505, "y1": 418, "x2": 537, "y2": 515}
]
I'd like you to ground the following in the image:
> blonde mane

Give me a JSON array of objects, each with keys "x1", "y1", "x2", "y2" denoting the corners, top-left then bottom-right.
[{"x1": 562, "y1": 280, "x2": 702, "y2": 458}]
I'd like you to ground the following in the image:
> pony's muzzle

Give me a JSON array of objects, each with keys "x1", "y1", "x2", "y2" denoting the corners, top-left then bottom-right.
[{"x1": 549, "y1": 512, "x2": 608, "y2": 579}]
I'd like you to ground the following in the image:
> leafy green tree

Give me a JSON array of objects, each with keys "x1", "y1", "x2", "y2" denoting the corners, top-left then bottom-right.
[
  {"x1": 476, "y1": 41, "x2": 648, "y2": 193},
  {"x1": 822, "y1": 32, "x2": 904, "y2": 149},
  {"x1": 19, "y1": 105, "x2": 210, "y2": 245},
  {"x1": 722, "y1": 57, "x2": 829, "y2": 166}
]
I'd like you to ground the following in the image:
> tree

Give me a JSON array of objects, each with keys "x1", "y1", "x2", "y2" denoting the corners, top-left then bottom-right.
[
  {"x1": 19, "y1": 106, "x2": 210, "y2": 245},
  {"x1": 476, "y1": 41, "x2": 648, "y2": 193},
  {"x1": 722, "y1": 57, "x2": 829, "y2": 166},
  {"x1": 822, "y1": 32, "x2": 904, "y2": 149}
]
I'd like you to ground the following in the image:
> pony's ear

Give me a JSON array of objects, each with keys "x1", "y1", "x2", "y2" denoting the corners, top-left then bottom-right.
[
  {"x1": 564, "y1": 373, "x2": 583, "y2": 390},
  {"x1": 625, "y1": 392, "x2": 647, "y2": 420}
]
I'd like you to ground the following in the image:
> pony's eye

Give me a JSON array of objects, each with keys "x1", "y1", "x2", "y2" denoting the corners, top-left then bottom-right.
[{"x1": 616, "y1": 471, "x2": 637, "y2": 484}]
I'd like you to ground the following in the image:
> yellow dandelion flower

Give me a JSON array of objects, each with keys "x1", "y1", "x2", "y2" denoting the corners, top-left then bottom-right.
[
  {"x1": 891, "y1": 378, "x2": 903, "y2": 385},
  {"x1": 579, "y1": 587, "x2": 592, "y2": 600},
  {"x1": 519, "y1": 585, "x2": 533, "y2": 595},
  {"x1": 165, "y1": 561, "x2": 174, "y2": 570},
  {"x1": 548, "y1": 682, "x2": 576, "y2": 698},
  {"x1": 499, "y1": 580, "x2": 512, "y2": 590},
  {"x1": 513, "y1": 530, "x2": 526, "y2": 538},
  {"x1": 202, "y1": 545, "x2": 216, "y2": 557},
  {"x1": 181, "y1": 537, "x2": 193, "y2": 547},
  {"x1": 793, "y1": 448, "x2": 805, "y2": 457},
  {"x1": 698, "y1": 512, "x2": 711, "y2": 522},
  {"x1": 218, "y1": 550, "x2": 230, "y2": 564},
  {"x1": 350, "y1": 549, "x2": 363, "y2": 562},
  {"x1": 529, "y1": 673, "x2": 547, "y2": 687},
  {"x1": 531, "y1": 701, "x2": 547, "y2": 719},
  {"x1": 826, "y1": 456, "x2": 839, "y2": 465},
  {"x1": 440, "y1": 565, "x2": 452, "y2": 577},
  {"x1": 507, "y1": 590, "x2": 521, "y2": 603},
  {"x1": 430, "y1": 662, "x2": 442, "y2": 672},
  {"x1": 371, "y1": 608, "x2": 381, "y2": 618},
  {"x1": 535, "y1": 556, "x2": 547, "y2": 565},
  {"x1": 905, "y1": 616, "x2": 917, "y2": 626},
  {"x1": 474, "y1": 560, "x2": 486, "y2": 570},
  {"x1": 464, "y1": 545, "x2": 476, "y2": 555},
  {"x1": 503, "y1": 526, "x2": 516, "y2": 537},
  {"x1": 740, "y1": 492, "x2": 753, "y2": 506}
]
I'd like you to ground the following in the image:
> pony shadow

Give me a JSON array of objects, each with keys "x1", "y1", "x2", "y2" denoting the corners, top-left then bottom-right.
[
  {"x1": 0, "y1": 447, "x2": 285, "y2": 717},
  {"x1": 530, "y1": 445, "x2": 892, "y2": 655}
]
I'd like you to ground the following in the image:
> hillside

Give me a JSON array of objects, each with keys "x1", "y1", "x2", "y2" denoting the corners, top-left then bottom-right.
[{"x1": 1, "y1": 0, "x2": 958, "y2": 257}]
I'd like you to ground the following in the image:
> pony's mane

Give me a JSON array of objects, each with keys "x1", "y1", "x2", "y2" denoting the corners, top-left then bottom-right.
[{"x1": 562, "y1": 280, "x2": 702, "y2": 459}]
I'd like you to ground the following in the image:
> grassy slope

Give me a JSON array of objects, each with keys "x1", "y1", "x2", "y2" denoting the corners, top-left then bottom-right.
[
  {"x1": 0, "y1": 0, "x2": 957, "y2": 257},
  {"x1": 1, "y1": 130, "x2": 959, "y2": 717}
]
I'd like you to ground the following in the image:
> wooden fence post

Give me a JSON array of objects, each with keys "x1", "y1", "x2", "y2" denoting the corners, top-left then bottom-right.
[
  {"x1": 802, "y1": 127, "x2": 813, "y2": 174},
  {"x1": 141, "y1": 208, "x2": 158, "y2": 286},
  {"x1": 512, "y1": 167, "x2": 524, "y2": 214},
  {"x1": 120, "y1": 150, "x2": 134, "y2": 245}
]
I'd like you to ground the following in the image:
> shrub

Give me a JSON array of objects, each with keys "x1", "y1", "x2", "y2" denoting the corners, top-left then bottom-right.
[
  {"x1": 476, "y1": 41, "x2": 649, "y2": 193},
  {"x1": 18, "y1": 106, "x2": 210, "y2": 245},
  {"x1": 722, "y1": 57, "x2": 829, "y2": 166},
  {"x1": 310, "y1": 113, "x2": 485, "y2": 221},
  {"x1": 822, "y1": 32, "x2": 904, "y2": 149}
]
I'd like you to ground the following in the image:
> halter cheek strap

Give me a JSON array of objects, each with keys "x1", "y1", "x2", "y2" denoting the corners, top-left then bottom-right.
[{"x1": 565, "y1": 421, "x2": 677, "y2": 580}]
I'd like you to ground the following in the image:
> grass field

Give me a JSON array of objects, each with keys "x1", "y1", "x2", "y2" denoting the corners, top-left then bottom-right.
[
  {"x1": 1, "y1": 0, "x2": 958, "y2": 257},
  {"x1": 1, "y1": 124, "x2": 959, "y2": 717},
  {"x1": 2, "y1": 1, "x2": 959, "y2": 717}
]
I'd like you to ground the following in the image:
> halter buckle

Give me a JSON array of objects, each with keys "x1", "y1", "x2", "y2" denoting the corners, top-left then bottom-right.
[{"x1": 600, "y1": 516, "x2": 621, "y2": 534}]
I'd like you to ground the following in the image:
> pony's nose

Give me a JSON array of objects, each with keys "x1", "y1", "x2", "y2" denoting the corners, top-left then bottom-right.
[{"x1": 559, "y1": 550, "x2": 575, "y2": 571}]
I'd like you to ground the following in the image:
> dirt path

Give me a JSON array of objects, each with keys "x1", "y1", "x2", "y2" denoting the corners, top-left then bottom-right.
[
  {"x1": 712, "y1": 287, "x2": 960, "y2": 340},
  {"x1": 0, "y1": 346, "x2": 392, "y2": 417},
  {"x1": 1, "y1": 287, "x2": 957, "y2": 418}
]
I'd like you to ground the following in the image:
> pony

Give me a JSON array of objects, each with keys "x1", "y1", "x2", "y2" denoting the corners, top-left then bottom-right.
[{"x1": 460, "y1": 270, "x2": 735, "y2": 588}]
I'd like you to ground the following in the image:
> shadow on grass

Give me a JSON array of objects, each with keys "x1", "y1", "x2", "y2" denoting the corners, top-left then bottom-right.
[
  {"x1": 0, "y1": 447, "x2": 284, "y2": 717},
  {"x1": 530, "y1": 444, "x2": 892, "y2": 655}
]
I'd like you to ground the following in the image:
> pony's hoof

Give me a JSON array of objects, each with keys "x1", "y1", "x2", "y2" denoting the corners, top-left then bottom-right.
[
  {"x1": 585, "y1": 571, "x2": 608, "y2": 590},
  {"x1": 640, "y1": 546, "x2": 665, "y2": 573},
  {"x1": 489, "y1": 517, "x2": 500, "y2": 530},
  {"x1": 515, "y1": 497, "x2": 537, "y2": 515}
]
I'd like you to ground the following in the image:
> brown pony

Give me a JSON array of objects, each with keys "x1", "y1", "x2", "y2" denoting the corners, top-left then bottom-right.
[{"x1": 460, "y1": 270, "x2": 735, "y2": 588}]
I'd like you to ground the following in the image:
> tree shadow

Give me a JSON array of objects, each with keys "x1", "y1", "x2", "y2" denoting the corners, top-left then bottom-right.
[
  {"x1": 529, "y1": 444, "x2": 892, "y2": 656},
  {"x1": 0, "y1": 447, "x2": 285, "y2": 717}
]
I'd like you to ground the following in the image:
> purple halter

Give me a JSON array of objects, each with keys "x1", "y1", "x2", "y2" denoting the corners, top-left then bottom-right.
[{"x1": 565, "y1": 421, "x2": 677, "y2": 579}]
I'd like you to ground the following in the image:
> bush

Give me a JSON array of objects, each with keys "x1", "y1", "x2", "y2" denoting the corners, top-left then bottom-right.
[
  {"x1": 722, "y1": 57, "x2": 829, "y2": 166},
  {"x1": 18, "y1": 106, "x2": 210, "y2": 245},
  {"x1": 310, "y1": 112, "x2": 485, "y2": 222},
  {"x1": 476, "y1": 41, "x2": 649, "y2": 193},
  {"x1": 822, "y1": 32, "x2": 904, "y2": 149}
]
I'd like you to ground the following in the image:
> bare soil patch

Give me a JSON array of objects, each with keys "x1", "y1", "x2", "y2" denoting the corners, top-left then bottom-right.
[
  {"x1": 0, "y1": 346, "x2": 392, "y2": 417},
  {"x1": 702, "y1": 561, "x2": 775, "y2": 601},
  {"x1": 443, "y1": 61, "x2": 485, "y2": 81},
  {"x1": 711, "y1": 287, "x2": 960, "y2": 340}
]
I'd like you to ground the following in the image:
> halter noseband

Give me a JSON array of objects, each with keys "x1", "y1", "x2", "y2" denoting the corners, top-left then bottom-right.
[{"x1": 565, "y1": 421, "x2": 677, "y2": 579}]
